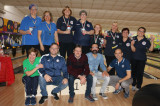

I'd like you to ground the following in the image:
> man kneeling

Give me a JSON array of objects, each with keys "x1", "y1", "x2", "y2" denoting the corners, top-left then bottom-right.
[
  {"x1": 108, "y1": 48, "x2": 133, "y2": 98},
  {"x1": 39, "y1": 43, "x2": 68, "y2": 104}
]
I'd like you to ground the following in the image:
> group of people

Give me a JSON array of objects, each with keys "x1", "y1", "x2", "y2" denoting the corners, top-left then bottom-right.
[{"x1": 21, "y1": 4, "x2": 155, "y2": 105}]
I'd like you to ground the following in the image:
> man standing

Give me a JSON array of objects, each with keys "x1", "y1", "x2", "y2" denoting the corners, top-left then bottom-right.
[
  {"x1": 38, "y1": 43, "x2": 68, "y2": 104},
  {"x1": 107, "y1": 48, "x2": 132, "y2": 98},
  {"x1": 67, "y1": 45, "x2": 94, "y2": 103},
  {"x1": 86, "y1": 43, "x2": 110, "y2": 100}
]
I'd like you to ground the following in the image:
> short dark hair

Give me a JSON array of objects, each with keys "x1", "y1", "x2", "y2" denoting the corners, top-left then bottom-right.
[
  {"x1": 28, "y1": 47, "x2": 38, "y2": 56},
  {"x1": 91, "y1": 43, "x2": 99, "y2": 48},
  {"x1": 122, "y1": 28, "x2": 130, "y2": 34},
  {"x1": 50, "y1": 43, "x2": 59, "y2": 48},
  {"x1": 114, "y1": 48, "x2": 123, "y2": 53},
  {"x1": 138, "y1": 27, "x2": 146, "y2": 33},
  {"x1": 74, "y1": 45, "x2": 82, "y2": 50}
]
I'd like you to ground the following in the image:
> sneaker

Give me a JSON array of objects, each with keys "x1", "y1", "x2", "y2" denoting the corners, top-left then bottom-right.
[
  {"x1": 132, "y1": 86, "x2": 139, "y2": 91},
  {"x1": 68, "y1": 97, "x2": 74, "y2": 103},
  {"x1": 39, "y1": 96, "x2": 48, "y2": 104},
  {"x1": 25, "y1": 97, "x2": 30, "y2": 106},
  {"x1": 91, "y1": 94, "x2": 98, "y2": 100},
  {"x1": 124, "y1": 92, "x2": 129, "y2": 98},
  {"x1": 99, "y1": 93, "x2": 108, "y2": 99},
  {"x1": 113, "y1": 90, "x2": 121, "y2": 94},
  {"x1": 52, "y1": 93, "x2": 59, "y2": 100},
  {"x1": 31, "y1": 96, "x2": 36, "y2": 105},
  {"x1": 85, "y1": 95, "x2": 95, "y2": 102}
]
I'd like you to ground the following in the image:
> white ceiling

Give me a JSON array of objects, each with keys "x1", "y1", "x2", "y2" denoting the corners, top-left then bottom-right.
[{"x1": 1, "y1": 0, "x2": 160, "y2": 33}]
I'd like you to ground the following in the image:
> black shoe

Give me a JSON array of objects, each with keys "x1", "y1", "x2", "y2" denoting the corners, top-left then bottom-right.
[
  {"x1": 68, "y1": 97, "x2": 74, "y2": 103},
  {"x1": 85, "y1": 95, "x2": 95, "y2": 102},
  {"x1": 25, "y1": 97, "x2": 30, "y2": 105},
  {"x1": 52, "y1": 93, "x2": 59, "y2": 100},
  {"x1": 39, "y1": 96, "x2": 48, "y2": 104}
]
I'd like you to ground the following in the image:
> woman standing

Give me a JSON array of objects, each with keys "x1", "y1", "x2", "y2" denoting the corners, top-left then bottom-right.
[
  {"x1": 38, "y1": 11, "x2": 58, "y2": 55},
  {"x1": 131, "y1": 27, "x2": 154, "y2": 90},
  {"x1": 22, "y1": 48, "x2": 43, "y2": 105},
  {"x1": 90, "y1": 24, "x2": 104, "y2": 53},
  {"x1": 56, "y1": 6, "x2": 77, "y2": 58},
  {"x1": 19, "y1": 4, "x2": 42, "y2": 57},
  {"x1": 104, "y1": 22, "x2": 122, "y2": 75},
  {"x1": 73, "y1": 10, "x2": 94, "y2": 54},
  {"x1": 118, "y1": 28, "x2": 132, "y2": 62}
]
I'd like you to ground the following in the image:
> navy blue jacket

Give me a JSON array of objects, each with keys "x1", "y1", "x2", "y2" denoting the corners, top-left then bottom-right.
[{"x1": 39, "y1": 54, "x2": 68, "y2": 79}]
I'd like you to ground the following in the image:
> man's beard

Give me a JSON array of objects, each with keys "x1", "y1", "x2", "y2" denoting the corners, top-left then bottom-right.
[{"x1": 92, "y1": 50, "x2": 98, "y2": 54}]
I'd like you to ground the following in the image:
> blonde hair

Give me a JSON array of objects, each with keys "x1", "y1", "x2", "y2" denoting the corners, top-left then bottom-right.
[{"x1": 110, "y1": 22, "x2": 120, "y2": 33}]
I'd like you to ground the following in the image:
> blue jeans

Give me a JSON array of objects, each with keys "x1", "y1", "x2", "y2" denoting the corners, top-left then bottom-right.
[
  {"x1": 68, "y1": 74, "x2": 93, "y2": 97},
  {"x1": 39, "y1": 76, "x2": 68, "y2": 96}
]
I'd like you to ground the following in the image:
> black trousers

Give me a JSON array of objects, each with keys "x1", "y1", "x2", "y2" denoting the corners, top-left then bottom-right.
[
  {"x1": 131, "y1": 59, "x2": 146, "y2": 89},
  {"x1": 59, "y1": 42, "x2": 74, "y2": 58},
  {"x1": 105, "y1": 55, "x2": 116, "y2": 75},
  {"x1": 24, "y1": 45, "x2": 40, "y2": 57},
  {"x1": 22, "y1": 76, "x2": 39, "y2": 96},
  {"x1": 39, "y1": 45, "x2": 50, "y2": 56}
]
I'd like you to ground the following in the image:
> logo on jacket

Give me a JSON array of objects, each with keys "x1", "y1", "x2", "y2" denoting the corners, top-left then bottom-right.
[
  {"x1": 70, "y1": 21, "x2": 73, "y2": 25},
  {"x1": 87, "y1": 24, "x2": 90, "y2": 27},
  {"x1": 56, "y1": 59, "x2": 60, "y2": 62},
  {"x1": 142, "y1": 41, "x2": 146, "y2": 45},
  {"x1": 122, "y1": 65, "x2": 124, "y2": 68},
  {"x1": 116, "y1": 35, "x2": 119, "y2": 38},
  {"x1": 47, "y1": 59, "x2": 50, "y2": 61},
  {"x1": 126, "y1": 43, "x2": 130, "y2": 47}
]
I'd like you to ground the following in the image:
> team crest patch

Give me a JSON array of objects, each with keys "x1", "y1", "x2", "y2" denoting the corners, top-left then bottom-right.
[
  {"x1": 126, "y1": 43, "x2": 130, "y2": 47},
  {"x1": 87, "y1": 24, "x2": 90, "y2": 27},
  {"x1": 116, "y1": 35, "x2": 119, "y2": 38},
  {"x1": 70, "y1": 21, "x2": 73, "y2": 25},
  {"x1": 142, "y1": 41, "x2": 146, "y2": 45},
  {"x1": 56, "y1": 59, "x2": 60, "y2": 62},
  {"x1": 122, "y1": 65, "x2": 124, "y2": 68},
  {"x1": 24, "y1": 67, "x2": 27, "y2": 70}
]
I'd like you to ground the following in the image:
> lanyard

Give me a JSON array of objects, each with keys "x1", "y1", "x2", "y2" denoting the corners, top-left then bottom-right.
[
  {"x1": 110, "y1": 32, "x2": 116, "y2": 41},
  {"x1": 94, "y1": 34, "x2": 99, "y2": 43},
  {"x1": 81, "y1": 21, "x2": 86, "y2": 29},
  {"x1": 46, "y1": 23, "x2": 51, "y2": 32},
  {"x1": 63, "y1": 16, "x2": 70, "y2": 26},
  {"x1": 30, "y1": 16, "x2": 37, "y2": 26}
]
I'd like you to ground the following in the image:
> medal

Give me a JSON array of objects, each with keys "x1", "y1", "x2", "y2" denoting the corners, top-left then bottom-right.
[
  {"x1": 29, "y1": 27, "x2": 33, "y2": 35},
  {"x1": 67, "y1": 25, "x2": 71, "y2": 30},
  {"x1": 81, "y1": 21, "x2": 86, "y2": 35},
  {"x1": 63, "y1": 16, "x2": 71, "y2": 31},
  {"x1": 94, "y1": 34, "x2": 99, "y2": 43},
  {"x1": 30, "y1": 16, "x2": 37, "y2": 28},
  {"x1": 46, "y1": 22, "x2": 51, "y2": 35},
  {"x1": 113, "y1": 41, "x2": 116, "y2": 44}
]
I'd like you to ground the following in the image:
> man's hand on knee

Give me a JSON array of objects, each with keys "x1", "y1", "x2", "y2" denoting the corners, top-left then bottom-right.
[
  {"x1": 44, "y1": 74, "x2": 53, "y2": 82},
  {"x1": 62, "y1": 78, "x2": 68, "y2": 84}
]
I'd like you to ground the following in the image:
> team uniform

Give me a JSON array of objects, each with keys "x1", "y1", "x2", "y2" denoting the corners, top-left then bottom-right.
[
  {"x1": 131, "y1": 36, "x2": 151, "y2": 89},
  {"x1": 38, "y1": 21, "x2": 57, "y2": 55},
  {"x1": 56, "y1": 16, "x2": 77, "y2": 58},
  {"x1": 109, "y1": 58, "x2": 133, "y2": 97},
  {"x1": 90, "y1": 34, "x2": 104, "y2": 53},
  {"x1": 20, "y1": 15, "x2": 41, "y2": 57},
  {"x1": 118, "y1": 37, "x2": 132, "y2": 62},
  {"x1": 104, "y1": 31, "x2": 122, "y2": 75},
  {"x1": 73, "y1": 20, "x2": 94, "y2": 54}
]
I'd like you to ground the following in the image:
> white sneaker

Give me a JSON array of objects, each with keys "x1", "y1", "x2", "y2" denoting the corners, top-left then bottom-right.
[{"x1": 92, "y1": 94, "x2": 98, "y2": 100}]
